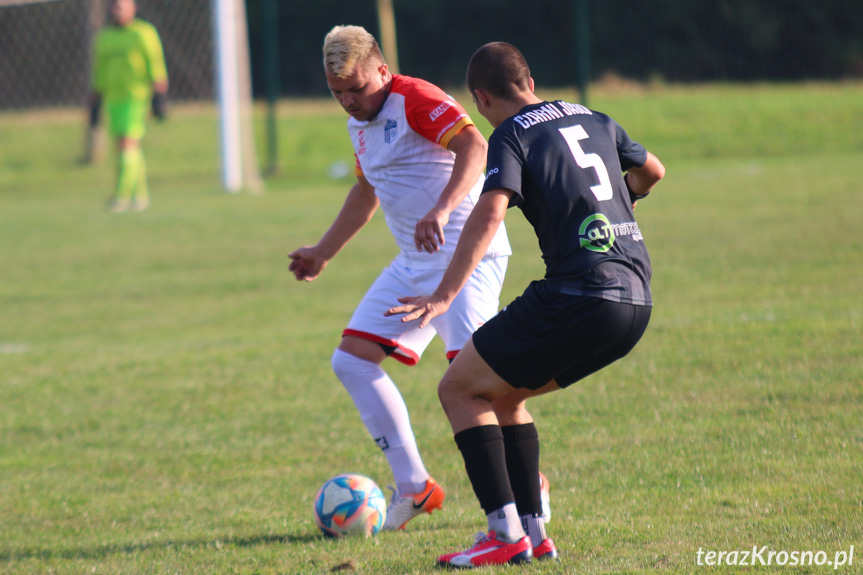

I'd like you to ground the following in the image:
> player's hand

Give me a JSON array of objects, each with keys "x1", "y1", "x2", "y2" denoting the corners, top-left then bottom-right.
[
  {"x1": 151, "y1": 93, "x2": 167, "y2": 121},
  {"x1": 414, "y1": 208, "x2": 449, "y2": 253},
  {"x1": 384, "y1": 295, "x2": 450, "y2": 329},
  {"x1": 88, "y1": 95, "x2": 101, "y2": 128},
  {"x1": 288, "y1": 246, "x2": 327, "y2": 282}
]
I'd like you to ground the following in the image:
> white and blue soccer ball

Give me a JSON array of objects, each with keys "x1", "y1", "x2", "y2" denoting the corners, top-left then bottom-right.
[{"x1": 313, "y1": 473, "x2": 387, "y2": 537}]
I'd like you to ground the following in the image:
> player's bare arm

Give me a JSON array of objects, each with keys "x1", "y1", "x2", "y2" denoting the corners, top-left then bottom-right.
[
  {"x1": 414, "y1": 125, "x2": 488, "y2": 254},
  {"x1": 289, "y1": 175, "x2": 380, "y2": 281},
  {"x1": 626, "y1": 152, "x2": 665, "y2": 206},
  {"x1": 388, "y1": 188, "x2": 511, "y2": 327}
]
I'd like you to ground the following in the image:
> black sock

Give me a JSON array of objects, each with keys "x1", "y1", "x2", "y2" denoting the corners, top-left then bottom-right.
[
  {"x1": 501, "y1": 422, "x2": 542, "y2": 517},
  {"x1": 454, "y1": 425, "x2": 514, "y2": 514}
]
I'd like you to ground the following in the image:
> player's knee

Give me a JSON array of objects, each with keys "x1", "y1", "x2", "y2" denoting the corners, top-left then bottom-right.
[
  {"x1": 332, "y1": 347, "x2": 386, "y2": 382},
  {"x1": 332, "y1": 348, "x2": 366, "y2": 381},
  {"x1": 437, "y1": 376, "x2": 462, "y2": 414},
  {"x1": 437, "y1": 380, "x2": 450, "y2": 414},
  {"x1": 331, "y1": 348, "x2": 348, "y2": 379}
]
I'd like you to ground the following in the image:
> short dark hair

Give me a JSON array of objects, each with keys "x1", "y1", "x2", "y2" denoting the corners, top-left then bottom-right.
[{"x1": 466, "y1": 42, "x2": 531, "y2": 99}]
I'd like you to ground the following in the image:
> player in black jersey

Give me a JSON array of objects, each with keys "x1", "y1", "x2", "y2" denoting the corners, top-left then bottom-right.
[{"x1": 387, "y1": 42, "x2": 665, "y2": 567}]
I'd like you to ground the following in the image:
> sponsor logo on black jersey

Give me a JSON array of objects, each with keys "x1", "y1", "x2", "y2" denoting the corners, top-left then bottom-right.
[
  {"x1": 579, "y1": 214, "x2": 644, "y2": 252},
  {"x1": 579, "y1": 213, "x2": 615, "y2": 252}
]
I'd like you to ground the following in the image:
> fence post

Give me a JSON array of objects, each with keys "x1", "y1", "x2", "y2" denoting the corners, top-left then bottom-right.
[
  {"x1": 262, "y1": 0, "x2": 279, "y2": 175},
  {"x1": 574, "y1": 0, "x2": 590, "y2": 106},
  {"x1": 82, "y1": 0, "x2": 107, "y2": 164},
  {"x1": 377, "y1": 0, "x2": 399, "y2": 74}
]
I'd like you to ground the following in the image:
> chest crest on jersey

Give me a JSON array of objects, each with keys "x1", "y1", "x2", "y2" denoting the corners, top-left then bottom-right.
[{"x1": 384, "y1": 119, "x2": 399, "y2": 144}]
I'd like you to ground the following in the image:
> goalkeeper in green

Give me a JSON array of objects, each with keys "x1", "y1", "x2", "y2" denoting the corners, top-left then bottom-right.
[{"x1": 89, "y1": 0, "x2": 168, "y2": 212}]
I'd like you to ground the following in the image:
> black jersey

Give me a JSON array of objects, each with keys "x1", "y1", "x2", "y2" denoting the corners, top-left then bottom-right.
[{"x1": 483, "y1": 100, "x2": 652, "y2": 306}]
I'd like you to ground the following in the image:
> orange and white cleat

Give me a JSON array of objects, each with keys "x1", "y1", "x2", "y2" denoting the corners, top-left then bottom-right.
[
  {"x1": 437, "y1": 531, "x2": 532, "y2": 568},
  {"x1": 382, "y1": 477, "x2": 444, "y2": 530}
]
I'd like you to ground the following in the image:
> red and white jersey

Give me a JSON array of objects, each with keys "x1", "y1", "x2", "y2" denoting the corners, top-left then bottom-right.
[{"x1": 349, "y1": 74, "x2": 511, "y2": 269}]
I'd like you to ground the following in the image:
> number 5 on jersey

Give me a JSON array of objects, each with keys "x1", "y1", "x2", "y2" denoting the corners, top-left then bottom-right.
[{"x1": 558, "y1": 124, "x2": 613, "y2": 201}]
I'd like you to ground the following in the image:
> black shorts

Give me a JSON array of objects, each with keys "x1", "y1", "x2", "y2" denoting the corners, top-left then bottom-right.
[{"x1": 472, "y1": 281, "x2": 652, "y2": 390}]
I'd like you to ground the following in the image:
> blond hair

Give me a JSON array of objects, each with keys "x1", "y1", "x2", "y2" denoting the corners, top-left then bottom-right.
[{"x1": 323, "y1": 25, "x2": 384, "y2": 78}]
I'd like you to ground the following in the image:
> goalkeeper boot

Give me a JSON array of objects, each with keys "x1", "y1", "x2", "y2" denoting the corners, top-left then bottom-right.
[
  {"x1": 107, "y1": 198, "x2": 129, "y2": 213},
  {"x1": 131, "y1": 196, "x2": 150, "y2": 211}
]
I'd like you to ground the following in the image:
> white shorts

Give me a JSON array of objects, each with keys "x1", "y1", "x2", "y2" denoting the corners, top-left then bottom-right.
[{"x1": 344, "y1": 255, "x2": 508, "y2": 365}]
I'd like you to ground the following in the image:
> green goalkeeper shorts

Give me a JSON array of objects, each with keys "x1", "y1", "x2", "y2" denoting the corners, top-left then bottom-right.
[{"x1": 107, "y1": 100, "x2": 147, "y2": 139}]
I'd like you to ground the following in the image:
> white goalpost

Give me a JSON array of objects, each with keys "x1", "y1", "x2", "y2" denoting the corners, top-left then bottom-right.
[
  {"x1": 212, "y1": 0, "x2": 260, "y2": 193},
  {"x1": 212, "y1": 0, "x2": 242, "y2": 192}
]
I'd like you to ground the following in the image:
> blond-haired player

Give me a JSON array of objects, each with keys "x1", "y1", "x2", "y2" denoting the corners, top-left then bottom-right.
[{"x1": 289, "y1": 25, "x2": 511, "y2": 531}]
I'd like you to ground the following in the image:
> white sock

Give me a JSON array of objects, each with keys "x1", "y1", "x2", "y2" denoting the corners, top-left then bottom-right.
[
  {"x1": 521, "y1": 514, "x2": 547, "y2": 547},
  {"x1": 487, "y1": 503, "x2": 525, "y2": 543},
  {"x1": 331, "y1": 349, "x2": 429, "y2": 495}
]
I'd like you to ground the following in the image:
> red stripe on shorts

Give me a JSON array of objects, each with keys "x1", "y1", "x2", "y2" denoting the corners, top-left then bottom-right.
[{"x1": 342, "y1": 329, "x2": 420, "y2": 366}]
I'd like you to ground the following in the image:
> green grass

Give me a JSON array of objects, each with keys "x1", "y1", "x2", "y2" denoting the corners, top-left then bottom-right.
[{"x1": 1, "y1": 82, "x2": 862, "y2": 574}]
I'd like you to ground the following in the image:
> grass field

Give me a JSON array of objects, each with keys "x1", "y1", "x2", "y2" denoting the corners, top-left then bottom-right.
[{"x1": 1, "y1": 82, "x2": 862, "y2": 574}]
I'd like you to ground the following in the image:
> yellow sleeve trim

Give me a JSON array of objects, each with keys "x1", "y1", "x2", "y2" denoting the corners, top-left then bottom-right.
[{"x1": 439, "y1": 117, "x2": 474, "y2": 149}]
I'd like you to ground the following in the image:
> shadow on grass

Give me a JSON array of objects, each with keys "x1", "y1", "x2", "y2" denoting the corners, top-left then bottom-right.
[{"x1": 1, "y1": 532, "x2": 319, "y2": 562}]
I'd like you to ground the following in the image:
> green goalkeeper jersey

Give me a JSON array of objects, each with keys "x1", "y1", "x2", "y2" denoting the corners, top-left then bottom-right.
[{"x1": 92, "y1": 19, "x2": 167, "y2": 104}]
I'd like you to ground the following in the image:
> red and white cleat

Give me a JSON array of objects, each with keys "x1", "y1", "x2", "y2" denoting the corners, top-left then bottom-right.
[
  {"x1": 437, "y1": 531, "x2": 533, "y2": 568},
  {"x1": 533, "y1": 538, "x2": 559, "y2": 561}
]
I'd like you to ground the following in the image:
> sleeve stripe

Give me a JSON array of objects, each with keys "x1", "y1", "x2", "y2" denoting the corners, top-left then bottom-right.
[{"x1": 438, "y1": 117, "x2": 474, "y2": 149}]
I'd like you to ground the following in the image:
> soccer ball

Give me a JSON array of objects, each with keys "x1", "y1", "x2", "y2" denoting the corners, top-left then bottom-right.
[{"x1": 313, "y1": 473, "x2": 387, "y2": 537}]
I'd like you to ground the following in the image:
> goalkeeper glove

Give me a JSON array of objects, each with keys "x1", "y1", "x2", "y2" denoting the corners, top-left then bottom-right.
[
  {"x1": 151, "y1": 92, "x2": 167, "y2": 120},
  {"x1": 89, "y1": 95, "x2": 101, "y2": 128}
]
